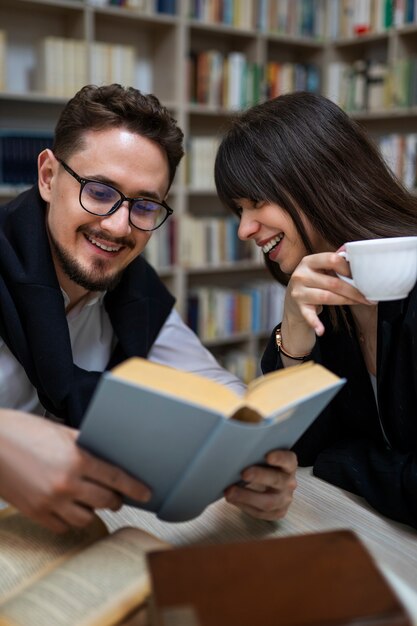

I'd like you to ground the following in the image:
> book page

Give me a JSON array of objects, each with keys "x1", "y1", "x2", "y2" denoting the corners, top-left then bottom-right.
[
  {"x1": 0, "y1": 509, "x2": 108, "y2": 604},
  {"x1": 111, "y1": 358, "x2": 240, "y2": 415},
  {"x1": 0, "y1": 527, "x2": 169, "y2": 626},
  {"x1": 244, "y1": 362, "x2": 341, "y2": 417}
]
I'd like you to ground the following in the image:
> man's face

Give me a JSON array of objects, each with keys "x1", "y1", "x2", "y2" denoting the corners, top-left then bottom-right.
[{"x1": 38, "y1": 128, "x2": 170, "y2": 301}]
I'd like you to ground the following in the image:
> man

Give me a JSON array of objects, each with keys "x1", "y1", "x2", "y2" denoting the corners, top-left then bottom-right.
[{"x1": 0, "y1": 84, "x2": 297, "y2": 532}]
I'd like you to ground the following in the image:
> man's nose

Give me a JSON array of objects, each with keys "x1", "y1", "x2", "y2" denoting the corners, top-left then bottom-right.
[{"x1": 99, "y1": 202, "x2": 132, "y2": 236}]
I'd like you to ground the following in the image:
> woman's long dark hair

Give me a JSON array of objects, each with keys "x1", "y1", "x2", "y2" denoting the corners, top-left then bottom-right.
[{"x1": 214, "y1": 91, "x2": 417, "y2": 285}]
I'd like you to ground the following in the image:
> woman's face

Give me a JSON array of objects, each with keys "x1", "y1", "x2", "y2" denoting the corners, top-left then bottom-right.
[{"x1": 236, "y1": 199, "x2": 329, "y2": 274}]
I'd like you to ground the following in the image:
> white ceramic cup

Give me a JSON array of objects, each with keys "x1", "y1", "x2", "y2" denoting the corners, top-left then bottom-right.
[{"x1": 337, "y1": 236, "x2": 417, "y2": 301}]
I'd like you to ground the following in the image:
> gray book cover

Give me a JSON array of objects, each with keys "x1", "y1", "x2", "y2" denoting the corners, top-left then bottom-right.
[{"x1": 78, "y1": 368, "x2": 344, "y2": 522}]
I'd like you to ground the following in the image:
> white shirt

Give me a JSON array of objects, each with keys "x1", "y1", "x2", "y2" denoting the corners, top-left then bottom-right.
[{"x1": 0, "y1": 289, "x2": 245, "y2": 415}]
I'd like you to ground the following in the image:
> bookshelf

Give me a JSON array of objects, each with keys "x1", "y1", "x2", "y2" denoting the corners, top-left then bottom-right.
[
  {"x1": 2, "y1": 0, "x2": 416, "y2": 380},
  {"x1": 324, "y1": 1, "x2": 417, "y2": 198}
]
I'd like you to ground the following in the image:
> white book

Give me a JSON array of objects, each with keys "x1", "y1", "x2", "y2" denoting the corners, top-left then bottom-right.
[
  {"x1": 74, "y1": 39, "x2": 88, "y2": 92},
  {"x1": 353, "y1": 0, "x2": 371, "y2": 34},
  {"x1": 36, "y1": 37, "x2": 64, "y2": 96},
  {"x1": 226, "y1": 52, "x2": 246, "y2": 109},
  {"x1": 404, "y1": 134, "x2": 417, "y2": 190},
  {"x1": 91, "y1": 41, "x2": 111, "y2": 86},
  {"x1": 326, "y1": 61, "x2": 349, "y2": 107}
]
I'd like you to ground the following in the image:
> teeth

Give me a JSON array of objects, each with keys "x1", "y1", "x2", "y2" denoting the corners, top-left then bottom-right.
[
  {"x1": 262, "y1": 234, "x2": 283, "y2": 254},
  {"x1": 89, "y1": 237, "x2": 121, "y2": 253}
]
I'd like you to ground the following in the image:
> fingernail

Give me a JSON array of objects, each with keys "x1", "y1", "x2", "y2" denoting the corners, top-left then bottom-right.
[
  {"x1": 225, "y1": 486, "x2": 236, "y2": 500},
  {"x1": 242, "y1": 469, "x2": 254, "y2": 482},
  {"x1": 139, "y1": 488, "x2": 152, "y2": 502}
]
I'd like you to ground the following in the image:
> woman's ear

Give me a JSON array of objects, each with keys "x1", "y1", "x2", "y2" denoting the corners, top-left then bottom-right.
[{"x1": 38, "y1": 149, "x2": 56, "y2": 202}]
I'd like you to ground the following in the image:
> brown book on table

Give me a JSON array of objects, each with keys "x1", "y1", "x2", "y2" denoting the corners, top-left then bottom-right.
[{"x1": 146, "y1": 530, "x2": 412, "y2": 626}]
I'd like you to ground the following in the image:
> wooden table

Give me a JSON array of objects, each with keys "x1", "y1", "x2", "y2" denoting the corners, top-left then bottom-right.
[{"x1": 101, "y1": 467, "x2": 417, "y2": 625}]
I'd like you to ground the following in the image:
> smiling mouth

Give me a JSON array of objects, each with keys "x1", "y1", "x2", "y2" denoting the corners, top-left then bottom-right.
[
  {"x1": 86, "y1": 235, "x2": 123, "y2": 253},
  {"x1": 262, "y1": 233, "x2": 283, "y2": 254}
]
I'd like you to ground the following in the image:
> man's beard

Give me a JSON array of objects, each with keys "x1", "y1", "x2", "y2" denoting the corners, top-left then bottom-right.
[{"x1": 49, "y1": 233, "x2": 124, "y2": 292}]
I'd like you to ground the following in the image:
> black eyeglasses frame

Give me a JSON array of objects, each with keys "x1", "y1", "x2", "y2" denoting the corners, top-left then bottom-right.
[{"x1": 56, "y1": 156, "x2": 173, "y2": 232}]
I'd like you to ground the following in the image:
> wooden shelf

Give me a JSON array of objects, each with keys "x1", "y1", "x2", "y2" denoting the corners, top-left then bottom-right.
[{"x1": 1, "y1": 0, "x2": 416, "y2": 366}]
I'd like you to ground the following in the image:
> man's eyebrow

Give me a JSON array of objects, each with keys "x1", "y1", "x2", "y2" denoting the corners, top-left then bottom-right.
[{"x1": 85, "y1": 174, "x2": 162, "y2": 201}]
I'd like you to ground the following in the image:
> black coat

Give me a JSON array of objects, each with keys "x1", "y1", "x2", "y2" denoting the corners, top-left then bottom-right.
[
  {"x1": 261, "y1": 288, "x2": 417, "y2": 530},
  {"x1": 0, "y1": 187, "x2": 175, "y2": 427}
]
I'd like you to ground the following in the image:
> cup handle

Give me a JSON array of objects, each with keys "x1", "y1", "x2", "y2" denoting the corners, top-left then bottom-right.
[{"x1": 336, "y1": 250, "x2": 356, "y2": 288}]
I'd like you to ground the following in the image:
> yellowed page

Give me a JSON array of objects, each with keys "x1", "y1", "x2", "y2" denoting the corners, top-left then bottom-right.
[
  {"x1": 0, "y1": 509, "x2": 108, "y2": 604},
  {"x1": 0, "y1": 527, "x2": 169, "y2": 626},
  {"x1": 244, "y1": 362, "x2": 341, "y2": 417},
  {"x1": 111, "y1": 357, "x2": 240, "y2": 415}
]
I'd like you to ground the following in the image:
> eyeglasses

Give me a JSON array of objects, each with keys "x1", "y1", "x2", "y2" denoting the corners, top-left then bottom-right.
[{"x1": 56, "y1": 157, "x2": 173, "y2": 231}]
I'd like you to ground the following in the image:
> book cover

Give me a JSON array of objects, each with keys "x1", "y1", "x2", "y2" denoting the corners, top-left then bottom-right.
[
  {"x1": 147, "y1": 530, "x2": 412, "y2": 626},
  {"x1": 78, "y1": 358, "x2": 344, "y2": 522}
]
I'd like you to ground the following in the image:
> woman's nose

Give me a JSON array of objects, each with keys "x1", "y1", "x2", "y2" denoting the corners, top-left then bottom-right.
[{"x1": 237, "y1": 212, "x2": 260, "y2": 240}]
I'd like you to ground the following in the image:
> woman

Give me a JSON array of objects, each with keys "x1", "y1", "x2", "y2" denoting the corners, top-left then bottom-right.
[{"x1": 215, "y1": 91, "x2": 417, "y2": 529}]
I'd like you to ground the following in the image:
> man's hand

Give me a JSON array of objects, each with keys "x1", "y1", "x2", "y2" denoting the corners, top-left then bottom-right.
[
  {"x1": 224, "y1": 450, "x2": 297, "y2": 521},
  {"x1": 0, "y1": 409, "x2": 151, "y2": 533}
]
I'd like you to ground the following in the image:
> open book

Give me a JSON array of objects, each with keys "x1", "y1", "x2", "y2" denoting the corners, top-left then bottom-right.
[
  {"x1": 78, "y1": 358, "x2": 344, "y2": 523},
  {"x1": 0, "y1": 507, "x2": 169, "y2": 626}
]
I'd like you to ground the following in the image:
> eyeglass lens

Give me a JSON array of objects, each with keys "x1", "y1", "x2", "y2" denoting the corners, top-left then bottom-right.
[{"x1": 81, "y1": 181, "x2": 167, "y2": 231}]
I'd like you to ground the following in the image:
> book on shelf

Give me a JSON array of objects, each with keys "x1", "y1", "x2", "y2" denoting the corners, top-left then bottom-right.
[
  {"x1": 189, "y1": 0, "x2": 254, "y2": 28},
  {"x1": 78, "y1": 357, "x2": 344, "y2": 523},
  {"x1": 0, "y1": 131, "x2": 54, "y2": 186},
  {"x1": 35, "y1": 36, "x2": 135, "y2": 98},
  {"x1": 142, "y1": 216, "x2": 176, "y2": 269},
  {"x1": 180, "y1": 215, "x2": 256, "y2": 266},
  {"x1": 0, "y1": 506, "x2": 169, "y2": 626},
  {"x1": 378, "y1": 133, "x2": 417, "y2": 191},
  {"x1": 156, "y1": 0, "x2": 176, "y2": 14},
  {"x1": 186, "y1": 282, "x2": 284, "y2": 341},
  {"x1": 0, "y1": 30, "x2": 6, "y2": 92},
  {"x1": 146, "y1": 529, "x2": 412, "y2": 626}
]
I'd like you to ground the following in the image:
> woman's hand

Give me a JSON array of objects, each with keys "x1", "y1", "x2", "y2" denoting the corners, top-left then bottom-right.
[
  {"x1": 282, "y1": 252, "x2": 372, "y2": 341},
  {"x1": 224, "y1": 450, "x2": 297, "y2": 521}
]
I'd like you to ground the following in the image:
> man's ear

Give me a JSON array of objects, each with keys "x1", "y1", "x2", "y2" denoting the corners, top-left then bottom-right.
[{"x1": 38, "y1": 149, "x2": 57, "y2": 202}]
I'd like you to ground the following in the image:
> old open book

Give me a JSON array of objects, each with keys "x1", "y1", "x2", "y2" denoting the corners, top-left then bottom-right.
[{"x1": 0, "y1": 507, "x2": 169, "y2": 626}]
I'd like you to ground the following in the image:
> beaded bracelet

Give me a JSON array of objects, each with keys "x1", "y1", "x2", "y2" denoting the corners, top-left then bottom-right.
[{"x1": 275, "y1": 327, "x2": 310, "y2": 361}]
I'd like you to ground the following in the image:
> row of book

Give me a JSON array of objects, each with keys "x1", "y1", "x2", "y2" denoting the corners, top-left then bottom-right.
[
  {"x1": 118, "y1": 213, "x2": 260, "y2": 269},
  {"x1": 0, "y1": 131, "x2": 53, "y2": 185},
  {"x1": 258, "y1": 0, "x2": 327, "y2": 37},
  {"x1": 189, "y1": 0, "x2": 327, "y2": 38},
  {"x1": 327, "y1": 0, "x2": 417, "y2": 39},
  {"x1": 266, "y1": 61, "x2": 320, "y2": 100},
  {"x1": 188, "y1": 50, "x2": 262, "y2": 109},
  {"x1": 188, "y1": 0, "x2": 417, "y2": 38},
  {"x1": 188, "y1": 50, "x2": 320, "y2": 109},
  {"x1": 189, "y1": 0, "x2": 255, "y2": 29},
  {"x1": 141, "y1": 218, "x2": 176, "y2": 269},
  {"x1": 217, "y1": 349, "x2": 260, "y2": 383},
  {"x1": 35, "y1": 37, "x2": 135, "y2": 99},
  {"x1": 327, "y1": 57, "x2": 417, "y2": 112},
  {"x1": 180, "y1": 215, "x2": 261, "y2": 267},
  {"x1": 378, "y1": 133, "x2": 417, "y2": 190},
  {"x1": 87, "y1": 0, "x2": 176, "y2": 13},
  {"x1": 187, "y1": 282, "x2": 285, "y2": 342}
]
